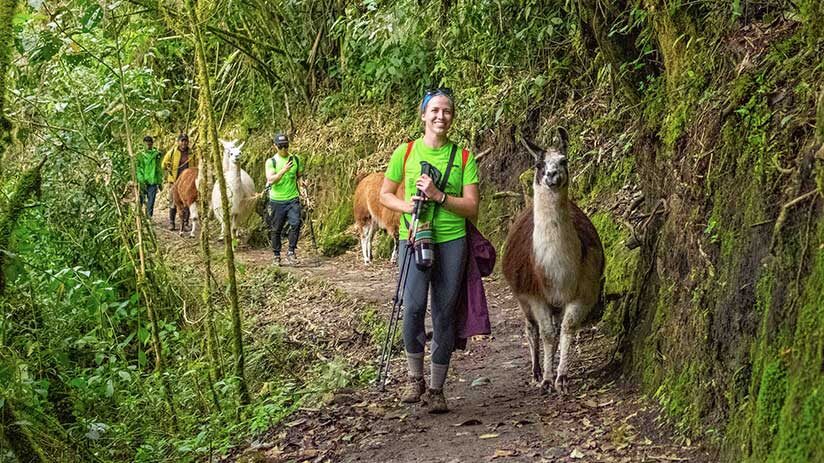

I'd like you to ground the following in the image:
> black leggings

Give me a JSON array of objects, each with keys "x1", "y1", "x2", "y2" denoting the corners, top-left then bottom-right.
[
  {"x1": 267, "y1": 198, "x2": 302, "y2": 255},
  {"x1": 399, "y1": 237, "x2": 466, "y2": 365}
]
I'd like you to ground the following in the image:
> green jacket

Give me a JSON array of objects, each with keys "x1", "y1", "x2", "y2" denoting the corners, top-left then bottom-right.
[{"x1": 137, "y1": 148, "x2": 163, "y2": 185}]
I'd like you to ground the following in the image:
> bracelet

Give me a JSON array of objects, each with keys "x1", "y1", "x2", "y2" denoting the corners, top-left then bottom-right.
[{"x1": 438, "y1": 192, "x2": 448, "y2": 205}]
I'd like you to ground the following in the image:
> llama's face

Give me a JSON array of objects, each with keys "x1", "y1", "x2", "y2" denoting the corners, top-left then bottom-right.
[
  {"x1": 535, "y1": 148, "x2": 568, "y2": 190},
  {"x1": 522, "y1": 128, "x2": 569, "y2": 191},
  {"x1": 221, "y1": 139, "x2": 244, "y2": 164}
]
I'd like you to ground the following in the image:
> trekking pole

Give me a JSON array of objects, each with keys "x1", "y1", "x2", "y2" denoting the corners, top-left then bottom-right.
[
  {"x1": 376, "y1": 240, "x2": 414, "y2": 391},
  {"x1": 297, "y1": 181, "x2": 319, "y2": 253},
  {"x1": 305, "y1": 207, "x2": 319, "y2": 252},
  {"x1": 377, "y1": 195, "x2": 424, "y2": 392}
]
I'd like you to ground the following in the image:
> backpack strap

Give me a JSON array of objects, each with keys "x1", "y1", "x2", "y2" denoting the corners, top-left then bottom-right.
[{"x1": 402, "y1": 141, "x2": 414, "y2": 175}]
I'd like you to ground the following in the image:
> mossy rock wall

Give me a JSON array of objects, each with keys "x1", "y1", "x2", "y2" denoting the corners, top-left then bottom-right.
[{"x1": 614, "y1": 15, "x2": 824, "y2": 462}]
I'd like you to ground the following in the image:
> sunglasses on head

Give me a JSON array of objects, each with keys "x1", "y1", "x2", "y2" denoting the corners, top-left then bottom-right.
[{"x1": 424, "y1": 87, "x2": 453, "y2": 98}]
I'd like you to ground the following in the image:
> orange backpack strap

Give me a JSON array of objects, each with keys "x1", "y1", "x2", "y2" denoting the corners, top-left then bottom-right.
[
  {"x1": 401, "y1": 142, "x2": 467, "y2": 181},
  {"x1": 402, "y1": 141, "x2": 414, "y2": 174}
]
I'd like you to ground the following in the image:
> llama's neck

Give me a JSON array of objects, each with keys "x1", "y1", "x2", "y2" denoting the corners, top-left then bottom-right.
[
  {"x1": 532, "y1": 186, "x2": 581, "y2": 303},
  {"x1": 223, "y1": 154, "x2": 242, "y2": 184}
]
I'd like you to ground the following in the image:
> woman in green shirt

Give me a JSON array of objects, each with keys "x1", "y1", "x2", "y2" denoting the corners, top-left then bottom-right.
[{"x1": 380, "y1": 88, "x2": 480, "y2": 413}]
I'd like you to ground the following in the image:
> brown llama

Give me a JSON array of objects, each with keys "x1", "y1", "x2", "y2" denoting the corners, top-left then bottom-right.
[
  {"x1": 172, "y1": 167, "x2": 199, "y2": 238},
  {"x1": 502, "y1": 128, "x2": 605, "y2": 394},
  {"x1": 353, "y1": 172, "x2": 404, "y2": 264}
]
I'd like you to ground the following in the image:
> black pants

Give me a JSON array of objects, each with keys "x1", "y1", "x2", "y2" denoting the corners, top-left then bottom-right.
[
  {"x1": 267, "y1": 198, "x2": 302, "y2": 255},
  {"x1": 398, "y1": 237, "x2": 467, "y2": 365}
]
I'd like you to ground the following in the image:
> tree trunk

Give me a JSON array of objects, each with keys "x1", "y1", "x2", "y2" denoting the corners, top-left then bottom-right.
[
  {"x1": 0, "y1": 0, "x2": 18, "y2": 174},
  {"x1": 196, "y1": 85, "x2": 224, "y2": 411},
  {"x1": 185, "y1": 0, "x2": 250, "y2": 405},
  {"x1": 0, "y1": 401, "x2": 48, "y2": 463},
  {"x1": 112, "y1": 21, "x2": 177, "y2": 426}
]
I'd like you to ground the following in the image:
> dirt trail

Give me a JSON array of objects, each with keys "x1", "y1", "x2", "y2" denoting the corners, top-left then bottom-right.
[
  {"x1": 240, "y1": 256, "x2": 712, "y2": 462},
  {"x1": 154, "y1": 215, "x2": 714, "y2": 463}
]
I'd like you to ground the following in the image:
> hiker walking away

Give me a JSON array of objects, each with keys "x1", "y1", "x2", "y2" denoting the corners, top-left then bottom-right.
[
  {"x1": 379, "y1": 88, "x2": 480, "y2": 413},
  {"x1": 265, "y1": 133, "x2": 304, "y2": 266},
  {"x1": 137, "y1": 135, "x2": 163, "y2": 218},
  {"x1": 161, "y1": 133, "x2": 193, "y2": 230}
]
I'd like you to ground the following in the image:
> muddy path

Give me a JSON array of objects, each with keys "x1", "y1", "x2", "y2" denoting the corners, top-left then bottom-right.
[{"x1": 153, "y1": 214, "x2": 715, "y2": 463}]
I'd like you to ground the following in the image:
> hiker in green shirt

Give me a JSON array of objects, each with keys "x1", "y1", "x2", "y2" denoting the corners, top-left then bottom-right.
[
  {"x1": 264, "y1": 133, "x2": 304, "y2": 266},
  {"x1": 136, "y1": 136, "x2": 163, "y2": 218},
  {"x1": 379, "y1": 88, "x2": 480, "y2": 413}
]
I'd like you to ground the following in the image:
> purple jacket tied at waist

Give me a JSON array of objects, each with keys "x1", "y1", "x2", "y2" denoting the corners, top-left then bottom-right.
[{"x1": 455, "y1": 221, "x2": 495, "y2": 350}]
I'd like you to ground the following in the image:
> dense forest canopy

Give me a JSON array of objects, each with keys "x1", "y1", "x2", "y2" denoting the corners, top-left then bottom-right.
[{"x1": 1, "y1": 0, "x2": 822, "y2": 461}]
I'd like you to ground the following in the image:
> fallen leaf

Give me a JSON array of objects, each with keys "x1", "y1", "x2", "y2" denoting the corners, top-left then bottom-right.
[
  {"x1": 479, "y1": 433, "x2": 500, "y2": 439},
  {"x1": 584, "y1": 399, "x2": 599, "y2": 408},
  {"x1": 453, "y1": 418, "x2": 483, "y2": 427},
  {"x1": 491, "y1": 449, "x2": 518, "y2": 459},
  {"x1": 570, "y1": 448, "x2": 585, "y2": 459},
  {"x1": 471, "y1": 376, "x2": 491, "y2": 387},
  {"x1": 285, "y1": 418, "x2": 307, "y2": 428},
  {"x1": 582, "y1": 417, "x2": 592, "y2": 428}
]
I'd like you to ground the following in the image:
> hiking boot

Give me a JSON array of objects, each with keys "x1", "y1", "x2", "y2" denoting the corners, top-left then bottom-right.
[
  {"x1": 273, "y1": 255, "x2": 281, "y2": 266},
  {"x1": 400, "y1": 377, "x2": 426, "y2": 403},
  {"x1": 285, "y1": 252, "x2": 300, "y2": 266},
  {"x1": 427, "y1": 388, "x2": 448, "y2": 414}
]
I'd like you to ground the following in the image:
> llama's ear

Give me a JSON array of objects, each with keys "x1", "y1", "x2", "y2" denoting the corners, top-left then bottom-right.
[
  {"x1": 219, "y1": 138, "x2": 228, "y2": 148},
  {"x1": 520, "y1": 137, "x2": 543, "y2": 162},
  {"x1": 552, "y1": 127, "x2": 569, "y2": 154},
  {"x1": 237, "y1": 140, "x2": 245, "y2": 151}
]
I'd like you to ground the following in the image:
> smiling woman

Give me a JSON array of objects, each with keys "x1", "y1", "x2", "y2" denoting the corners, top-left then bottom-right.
[{"x1": 378, "y1": 88, "x2": 480, "y2": 413}]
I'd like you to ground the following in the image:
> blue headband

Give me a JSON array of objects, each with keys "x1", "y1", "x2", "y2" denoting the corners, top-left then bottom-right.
[{"x1": 420, "y1": 90, "x2": 454, "y2": 113}]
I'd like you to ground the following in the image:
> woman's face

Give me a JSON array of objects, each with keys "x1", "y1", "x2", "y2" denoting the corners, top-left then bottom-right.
[{"x1": 420, "y1": 95, "x2": 453, "y2": 137}]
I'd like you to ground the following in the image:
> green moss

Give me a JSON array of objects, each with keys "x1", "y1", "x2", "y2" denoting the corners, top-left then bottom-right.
[
  {"x1": 751, "y1": 360, "x2": 788, "y2": 458},
  {"x1": 589, "y1": 212, "x2": 638, "y2": 333},
  {"x1": 726, "y1": 216, "x2": 824, "y2": 462},
  {"x1": 319, "y1": 232, "x2": 357, "y2": 257}
]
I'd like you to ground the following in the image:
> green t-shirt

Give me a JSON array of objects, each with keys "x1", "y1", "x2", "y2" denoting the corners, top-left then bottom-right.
[
  {"x1": 385, "y1": 139, "x2": 479, "y2": 244},
  {"x1": 266, "y1": 153, "x2": 303, "y2": 201},
  {"x1": 136, "y1": 148, "x2": 163, "y2": 185}
]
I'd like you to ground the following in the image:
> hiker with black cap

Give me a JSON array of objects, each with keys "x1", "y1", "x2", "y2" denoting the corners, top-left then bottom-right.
[
  {"x1": 137, "y1": 135, "x2": 163, "y2": 217},
  {"x1": 162, "y1": 133, "x2": 194, "y2": 230},
  {"x1": 265, "y1": 133, "x2": 304, "y2": 266}
]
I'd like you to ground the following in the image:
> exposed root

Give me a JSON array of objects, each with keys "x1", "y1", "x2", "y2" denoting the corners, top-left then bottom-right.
[{"x1": 769, "y1": 189, "x2": 821, "y2": 253}]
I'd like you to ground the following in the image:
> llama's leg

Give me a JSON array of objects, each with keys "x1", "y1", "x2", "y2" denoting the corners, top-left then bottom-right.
[
  {"x1": 390, "y1": 236, "x2": 398, "y2": 264},
  {"x1": 188, "y1": 204, "x2": 199, "y2": 238},
  {"x1": 360, "y1": 224, "x2": 371, "y2": 263},
  {"x1": 519, "y1": 300, "x2": 541, "y2": 383},
  {"x1": 364, "y1": 222, "x2": 376, "y2": 263},
  {"x1": 532, "y1": 302, "x2": 559, "y2": 393},
  {"x1": 177, "y1": 207, "x2": 185, "y2": 236},
  {"x1": 355, "y1": 223, "x2": 366, "y2": 263},
  {"x1": 555, "y1": 302, "x2": 588, "y2": 394}
]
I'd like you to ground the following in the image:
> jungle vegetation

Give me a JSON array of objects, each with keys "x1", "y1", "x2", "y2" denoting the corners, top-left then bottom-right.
[{"x1": 1, "y1": 0, "x2": 822, "y2": 461}]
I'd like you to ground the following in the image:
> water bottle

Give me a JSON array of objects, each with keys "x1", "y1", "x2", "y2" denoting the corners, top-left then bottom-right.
[{"x1": 414, "y1": 223, "x2": 434, "y2": 271}]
